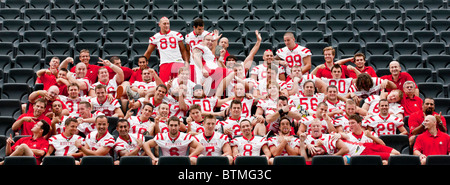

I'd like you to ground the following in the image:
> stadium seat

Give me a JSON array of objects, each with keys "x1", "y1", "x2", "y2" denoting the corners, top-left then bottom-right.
[
  {"x1": 305, "y1": 42, "x2": 330, "y2": 56},
  {"x1": 300, "y1": 31, "x2": 325, "y2": 46},
  {"x1": 221, "y1": 31, "x2": 242, "y2": 43},
  {"x1": 354, "y1": 9, "x2": 377, "y2": 22},
  {"x1": 421, "y1": 42, "x2": 447, "y2": 60},
  {"x1": 107, "y1": 20, "x2": 131, "y2": 33},
  {"x1": 7, "y1": 68, "x2": 36, "y2": 87},
  {"x1": 168, "y1": 20, "x2": 188, "y2": 34},
  {"x1": 398, "y1": 0, "x2": 421, "y2": 11},
  {"x1": 54, "y1": 20, "x2": 78, "y2": 34},
  {"x1": 274, "y1": 0, "x2": 298, "y2": 13},
  {"x1": 119, "y1": 156, "x2": 152, "y2": 165},
  {"x1": 412, "y1": 31, "x2": 437, "y2": 45},
  {"x1": 0, "y1": 43, "x2": 16, "y2": 58},
  {"x1": 150, "y1": 9, "x2": 175, "y2": 20},
  {"x1": 311, "y1": 155, "x2": 345, "y2": 165},
  {"x1": 325, "y1": 20, "x2": 350, "y2": 36},
  {"x1": 125, "y1": 10, "x2": 149, "y2": 24},
  {"x1": 252, "y1": 9, "x2": 276, "y2": 22},
  {"x1": 77, "y1": 31, "x2": 103, "y2": 46},
  {"x1": 405, "y1": 9, "x2": 427, "y2": 22},
  {"x1": 226, "y1": 0, "x2": 248, "y2": 11},
  {"x1": 425, "y1": 55, "x2": 450, "y2": 71},
  {"x1": 0, "y1": 116, "x2": 15, "y2": 134},
  {"x1": 49, "y1": 9, "x2": 74, "y2": 23},
  {"x1": 23, "y1": 31, "x2": 48, "y2": 46},
  {"x1": 176, "y1": 9, "x2": 200, "y2": 21},
  {"x1": 0, "y1": 56, "x2": 13, "y2": 73},
  {"x1": 245, "y1": 31, "x2": 269, "y2": 46},
  {"x1": 102, "y1": 0, "x2": 126, "y2": 10},
  {"x1": 201, "y1": 9, "x2": 225, "y2": 24},
  {"x1": 331, "y1": 31, "x2": 356, "y2": 47},
  {"x1": 201, "y1": 0, "x2": 224, "y2": 11},
  {"x1": 303, "y1": 9, "x2": 327, "y2": 24},
  {"x1": 379, "y1": 135, "x2": 409, "y2": 153},
  {"x1": 105, "y1": 31, "x2": 130, "y2": 45},
  {"x1": 80, "y1": 156, "x2": 114, "y2": 165},
  {"x1": 130, "y1": 43, "x2": 152, "y2": 59},
  {"x1": 52, "y1": 0, "x2": 76, "y2": 11},
  {"x1": 358, "y1": 31, "x2": 383, "y2": 45},
  {"x1": 436, "y1": 68, "x2": 450, "y2": 84},
  {"x1": 352, "y1": 20, "x2": 376, "y2": 34},
  {"x1": 397, "y1": 55, "x2": 423, "y2": 69},
  {"x1": 295, "y1": 20, "x2": 320, "y2": 33},
  {"x1": 278, "y1": 9, "x2": 302, "y2": 23},
  {"x1": 368, "y1": 55, "x2": 393, "y2": 70},
  {"x1": 379, "y1": 10, "x2": 403, "y2": 21},
  {"x1": 417, "y1": 82, "x2": 445, "y2": 99},
  {"x1": 388, "y1": 155, "x2": 421, "y2": 165},
  {"x1": 269, "y1": 20, "x2": 294, "y2": 35},
  {"x1": 350, "y1": 155, "x2": 383, "y2": 165},
  {"x1": 2, "y1": 20, "x2": 25, "y2": 34},
  {"x1": 177, "y1": 0, "x2": 199, "y2": 10},
  {"x1": 328, "y1": 9, "x2": 352, "y2": 23},
  {"x1": 42, "y1": 156, "x2": 76, "y2": 165},
  {"x1": 0, "y1": 9, "x2": 21, "y2": 20},
  {"x1": 250, "y1": 0, "x2": 273, "y2": 12},
  {"x1": 273, "y1": 156, "x2": 306, "y2": 165},
  {"x1": 23, "y1": 9, "x2": 47, "y2": 23},
  {"x1": 426, "y1": 155, "x2": 450, "y2": 165},
  {"x1": 430, "y1": 20, "x2": 450, "y2": 34},
  {"x1": 28, "y1": 0, "x2": 50, "y2": 10},
  {"x1": 152, "y1": 0, "x2": 174, "y2": 10},
  {"x1": 80, "y1": 20, "x2": 105, "y2": 33},
  {"x1": 404, "y1": 20, "x2": 429, "y2": 35},
  {"x1": 1, "y1": 83, "x2": 31, "y2": 103},
  {"x1": 235, "y1": 156, "x2": 268, "y2": 165},
  {"x1": 101, "y1": 9, "x2": 124, "y2": 22},
  {"x1": 133, "y1": 20, "x2": 157, "y2": 32},
  {"x1": 242, "y1": 20, "x2": 266, "y2": 35},
  {"x1": 423, "y1": 0, "x2": 446, "y2": 12},
  {"x1": 107, "y1": 116, "x2": 119, "y2": 134},
  {"x1": 74, "y1": 42, "x2": 100, "y2": 60},
  {"x1": 77, "y1": 0, "x2": 101, "y2": 12},
  {"x1": 430, "y1": 9, "x2": 450, "y2": 21},
  {"x1": 197, "y1": 156, "x2": 230, "y2": 165},
  {"x1": 364, "y1": 42, "x2": 391, "y2": 58},
  {"x1": 439, "y1": 31, "x2": 450, "y2": 46},
  {"x1": 158, "y1": 156, "x2": 191, "y2": 165},
  {"x1": 406, "y1": 68, "x2": 433, "y2": 83},
  {"x1": 299, "y1": 0, "x2": 323, "y2": 13},
  {"x1": 349, "y1": 0, "x2": 372, "y2": 12},
  {"x1": 26, "y1": 20, "x2": 51, "y2": 34},
  {"x1": 374, "y1": 0, "x2": 396, "y2": 12},
  {"x1": 393, "y1": 43, "x2": 419, "y2": 59},
  {"x1": 4, "y1": 0, "x2": 27, "y2": 11},
  {"x1": 217, "y1": 20, "x2": 240, "y2": 31},
  {"x1": 3, "y1": 156, "x2": 37, "y2": 165},
  {"x1": 433, "y1": 98, "x2": 450, "y2": 115},
  {"x1": 17, "y1": 43, "x2": 43, "y2": 57},
  {"x1": 336, "y1": 42, "x2": 361, "y2": 59}
]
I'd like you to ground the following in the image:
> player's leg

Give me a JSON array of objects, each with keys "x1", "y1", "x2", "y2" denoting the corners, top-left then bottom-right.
[
  {"x1": 159, "y1": 63, "x2": 171, "y2": 83},
  {"x1": 10, "y1": 144, "x2": 34, "y2": 157},
  {"x1": 190, "y1": 156, "x2": 198, "y2": 165}
]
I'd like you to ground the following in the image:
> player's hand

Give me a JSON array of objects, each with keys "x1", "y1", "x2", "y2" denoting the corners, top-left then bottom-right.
[
  {"x1": 21, "y1": 116, "x2": 36, "y2": 123},
  {"x1": 63, "y1": 57, "x2": 74, "y2": 64},
  {"x1": 202, "y1": 69, "x2": 209, "y2": 78},
  {"x1": 98, "y1": 57, "x2": 112, "y2": 67},
  {"x1": 6, "y1": 134, "x2": 14, "y2": 145},
  {"x1": 152, "y1": 158, "x2": 159, "y2": 165},
  {"x1": 255, "y1": 30, "x2": 261, "y2": 42}
]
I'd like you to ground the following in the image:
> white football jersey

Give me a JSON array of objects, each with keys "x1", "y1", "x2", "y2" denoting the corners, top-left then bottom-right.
[
  {"x1": 185, "y1": 30, "x2": 214, "y2": 64},
  {"x1": 114, "y1": 133, "x2": 145, "y2": 156},
  {"x1": 334, "y1": 115, "x2": 351, "y2": 133},
  {"x1": 89, "y1": 97, "x2": 121, "y2": 117},
  {"x1": 185, "y1": 97, "x2": 218, "y2": 113},
  {"x1": 364, "y1": 95, "x2": 404, "y2": 116},
  {"x1": 166, "y1": 77, "x2": 196, "y2": 98},
  {"x1": 196, "y1": 132, "x2": 229, "y2": 156},
  {"x1": 131, "y1": 81, "x2": 157, "y2": 91},
  {"x1": 216, "y1": 117, "x2": 247, "y2": 138},
  {"x1": 48, "y1": 134, "x2": 83, "y2": 156},
  {"x1": 276, "y1": 44, "x2": 312, "y2": 76},
  {"x1": 300, "y1": 115, "x2": 333, "y2": 134},
  {"x1": 304, "y1": 134, "x2": 337, "y2": 155},
  {"x1": 324, "y1": 99, "x2": 346, "y2": 119},
  {"x1": 127, "y1": 116, "x2": 152, "y2": 135},
  {"x1": 288, "y1": 93, "x2": 325, "y2": 113},
  {"x1": 84, "y1": 131, "x2": 115, "y2": 156},
  {"x1": 256, "y1": 79, "x2": 286, "y2": 97},
  {"x1": 220, "y1": 97, "x2": 255, "y2": 118},
  {"x1": 61, "y1": 111, "x2": 104, "y2": 136},
  {"x1": 321, "y1": 78, "x2": 353, "y2": 96},
  {"x1": 265, "y1": 106, "x2": 297, "y2": 134},
  {"x1": 268, "y1": 136, "x2": 301, "y2": 156},
  {"x1": 250, "y1": 64, "x2": 286, "y2": 82},
  {"x1": 284, "y1": 74, "x2": 317, "y2": 94},
  {"x1": 154, "y1": 132, "x2": 196, "y2": 156},
  {"x1": 188, "y1": 121, "x2": 205, "y2": 134},
  {"x1": 363, "y1": 114, "x2": 404, "y2": 136},
  {"x1": 230, "y1": 135, "x2": 268, "y2": 156},
  {"x1": 349, "y1": 77, "x2": 385, "y2": 99},
  {"x1": 341, "y1": 131, "x2": 378, "y2": 156},
  {"x1": 91, "y1": 75, "x2": 119, "y2": 97},
  {"x1": 58, "y1": 95, "x2": 90, "y2": 114},
  {"x1": 256, "y1": 97, "x2": 278, "y2": 114},
  {"x1": 149, "y1": 30, "x2": 185, "y2": 65},
  {"x1": 73, "y1": 75, "x2": 90, "y2": 96}
]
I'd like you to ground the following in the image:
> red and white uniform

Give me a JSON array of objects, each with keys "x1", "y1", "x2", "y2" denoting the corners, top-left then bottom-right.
[
  {"x1": 84, "y1": 131, "x2": 115, "y2": 156},
  {"x1": 136, "y1": 95, "x2": 176, "y2": 117},
  {"x1": 284, "y1": 74, "x2": 317, "y2": 94},
  {"x1": 255, "y1": 79, "x2": 286, "y2": 97},
  {"x1": 230, "y1": 135, "x2": 268, "y2": 156},
  {"x1": 325, "y1": 99, "x2": 346, "y2": 119},
  {"x1": 72, "y1": 74, "x2": 90, "y2": 96},
  {"x1": 268, "y1": 135, "x2": 301, "y2": 156},
  {"x1": 341, "y1": 131, "x2": 377, "y2": 156},
  {"x1": 256, "y1": 97, "x2": 278, "y2": 114},
  {"x1": 288, "y1": 93, "x2": 325, "y2": 113},
  {"x1": 349, "y1": 77, "x2": 385, "y2": 99},
  {"x1": 154, "y1": 132, "x2": 196, "y2": 156},
  {"x1": 149, "y1": 30, "x2": 185, "y2": 65},
  {"x1": 300, "y1": 115, "x2": 333, "y2": 134},
  {"x1": 168, "y1": 102, "x2": 186, "y2": 119},
  {"x1": 185, "y1": 97, "x2": 218, "y2": 113},
  {"x1": 166, "y1": 77, "x2": 196, "y2": 98},
  {"x1": 196, "y1": 132, "x2": 229, "y2": 156},
  {"x1": 363, "y1": 114, "x2": 404, "y2": 136},
  {"x1": 188, "y1": 121, "x2": 205, "y2": 134},
  {"x1": 321, "y1": 77, "x2": 353, "y2": 96},
  {"x1": 216, "y1": 117, "x2": 246, "y2": 138},
  {"x1": 185, "y1": 30, "x2": 214, "y2": 63},
  {"x1": 265, "y1": 107, "x2": 298, "y2": 134},
  {"x1": 304, "y1": 134, "x2": 338, "y2": 155},
  {"x1": 250, "y1": 64, "x2": 286, "y2": 82},
  {"x1": 220, "y1": 97, "x2": 255, "y2": 118},
  {"x1": 58, "y1": 95, "x2": 90, "y2": 114},
  {"x1": 131, "y1": 81, "x2": 157, "y2": 92},
  {"x1": 364, "y1": 95, "x2": 404, "y2": 116},
  {"x1": 127, "y1": 116, "x2": 152, "y2": 135},
  {"x1": 91, "y1": 75, "x2": 120, "y2": 97},
  {"x1": 276, "y1": 44, "x2": 312, "y2": 76},
  {"x1": 114, "y1": 133, "x2": 145, "y2": 156},
  {"x1": 226, "y1": 78, "x2": 257, "y2": 97},
  {"x1": 48, "y1": 134, "x2": 83, "y2": 156},
  {"x1": 61, "y1": 111, "x2": 104, "y2": 136},
  {"x1": 334, "y1": 115, "x2": 351, "y2": 133},
  {"x1": 89, "y1": 97, "x2": 121, "y2": 117},
  {"x1": 155, "y1": 117, "x2": 169, "y2": 134}
]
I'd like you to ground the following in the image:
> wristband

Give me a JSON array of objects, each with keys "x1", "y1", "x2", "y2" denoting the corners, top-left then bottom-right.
[{"x1": 278, "y1": 109, "x2": 284, "y2": 116}]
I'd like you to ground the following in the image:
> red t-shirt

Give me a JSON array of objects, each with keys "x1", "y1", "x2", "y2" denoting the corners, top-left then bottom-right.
[
  {"x1": 408, "y1": 111, "x2": 447, "y2": 135},
  {"x1": 348, "y1": 66, "x2": 377, "y2": 78},
  {"x1": 16, "y1": 113, "x2": 51, "y2": 136},
  {"x1": 380, "y1": 72, "x2": 417, "y2": 93},
  {"x1": 414, "y1": 130, "x2": 450, "y2": 156},
  {"x1": 11, "y1": 136, "x2": 49, "y2": 164},
  {"x1": 400, "y1": 95, "x2": 423, "y2": 117},
  {"x1": 315, "y1": 63, "x2": 351, "y2": 79},
  {"x1": 26, "y1": 99, "x2": 67, "y2": 116}
]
